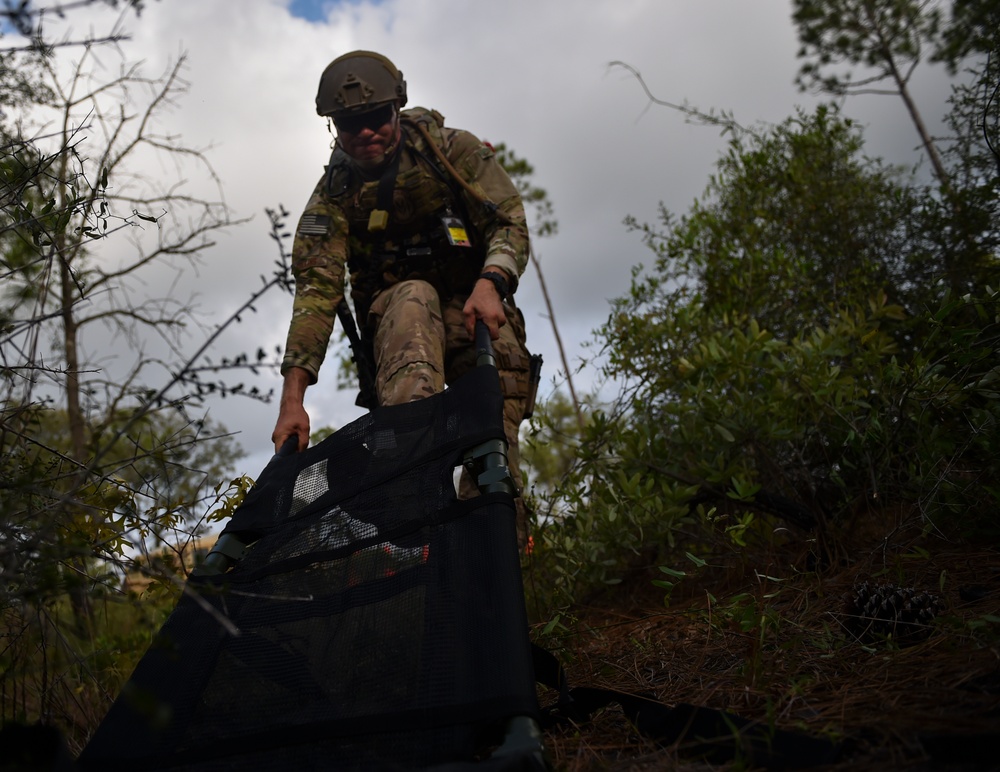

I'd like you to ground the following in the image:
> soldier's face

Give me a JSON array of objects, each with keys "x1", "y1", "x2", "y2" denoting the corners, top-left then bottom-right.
[{"x1": 335, "y1": 105, "x2": 399, "y2": 162}]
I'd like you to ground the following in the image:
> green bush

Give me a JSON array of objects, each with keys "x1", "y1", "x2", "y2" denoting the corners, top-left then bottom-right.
[{"x1": 524, "y1": 106, "x2": 998, "y2": 615}]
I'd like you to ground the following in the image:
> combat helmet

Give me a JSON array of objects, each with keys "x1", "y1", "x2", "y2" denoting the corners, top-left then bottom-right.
[{"x1": 316, "y1": 50, "x2": 407, "y2": 118}]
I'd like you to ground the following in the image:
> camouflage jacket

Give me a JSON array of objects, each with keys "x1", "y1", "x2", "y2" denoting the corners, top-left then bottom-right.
[{"x1": 280, "y1": 107, "x2": 529, "y2": 382}]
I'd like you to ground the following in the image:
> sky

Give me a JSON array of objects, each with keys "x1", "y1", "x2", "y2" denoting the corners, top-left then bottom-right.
[{"x1": 28, "y1": 0, "x2": 956, "y2": 481}]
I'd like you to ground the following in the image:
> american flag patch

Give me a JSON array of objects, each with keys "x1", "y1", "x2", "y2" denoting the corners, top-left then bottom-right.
[{"x1": 297, "y1": 214, "x2": 331, "y2": 236}]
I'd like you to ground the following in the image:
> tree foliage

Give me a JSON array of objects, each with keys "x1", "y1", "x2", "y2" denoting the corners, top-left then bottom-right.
[
  {"x1": 0, "y1": 6, "x2": 292, "y2": 746},
  {"x1": 526, "y1": 5, "x2": 1000, "y2": 610},
  {"x1": 792, "y1": 0, "x2": 951, "y2": 187},
  {"x1": 0, "y1": 0, "x2": 152, "y2": 54},
  {"x1": 631, "y1": 108, "x2": 926, "y2": 338},
  {"x1": 527, "y1": 94, "x2": 998, "y2": 611},
  {"x1": 793, "y1": 0, "x2": 943, "y2": 95}
]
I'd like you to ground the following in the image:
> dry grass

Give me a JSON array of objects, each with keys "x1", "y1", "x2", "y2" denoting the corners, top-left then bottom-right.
[
  {"x1": 535, "y1": 522, "x2": 1000, "y2": 770},
  {"x1": 6, "y1": 514, "x2": 998, "y2": 770}
]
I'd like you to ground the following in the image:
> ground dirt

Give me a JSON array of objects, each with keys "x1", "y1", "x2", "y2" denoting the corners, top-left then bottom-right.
[{"x1": 533, "y1": 516, "x2": 1000, "y2": 771}]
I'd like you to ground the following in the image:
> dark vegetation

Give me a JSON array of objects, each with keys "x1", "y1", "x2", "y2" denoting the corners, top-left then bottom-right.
[
  {"x1": 513, "y1": 1, "x2": 1000, "y2": 767},
  {"x1": 3, "y1": 1, "x2": 999, "y2": 769},
  {"x1": 528, "y1": 521, "x2": 1000, "y2": 770}
]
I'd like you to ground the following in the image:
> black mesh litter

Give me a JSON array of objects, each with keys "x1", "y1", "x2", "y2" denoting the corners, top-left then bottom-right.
[{"x1": 80, "y1": 367, "x2": 539, "y2": 771}]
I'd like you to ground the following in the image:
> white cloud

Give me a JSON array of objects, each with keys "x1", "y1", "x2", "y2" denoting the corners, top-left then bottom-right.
[{"x1": 30, "y1": 0, "x2": 955, "y2": 475}]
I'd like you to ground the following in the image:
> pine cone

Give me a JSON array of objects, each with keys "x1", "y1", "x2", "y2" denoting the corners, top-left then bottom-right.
[{"x1": 846, "y1": 580, "x2": 943, "y2": 645}]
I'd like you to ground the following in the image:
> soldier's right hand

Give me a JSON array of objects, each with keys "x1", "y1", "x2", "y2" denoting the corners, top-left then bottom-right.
[
  {"x1": 463, "y1": 276, "x2": 507, "y2": 340},
  {"x1": 272, "y1": 403, "x2": 310, "y2": 454},
  {"x1": 273, "y1": 367, "x2": 312, "y2": 453}
]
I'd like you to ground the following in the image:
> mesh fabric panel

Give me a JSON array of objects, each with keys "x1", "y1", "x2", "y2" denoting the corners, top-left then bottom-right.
[{"x1": 80, "y1": 367, "x2": 537, "y2": 771}]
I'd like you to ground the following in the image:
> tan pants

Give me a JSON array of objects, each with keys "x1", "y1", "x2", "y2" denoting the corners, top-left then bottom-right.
[{"x1": 368, "y1": 280, "x2": 531, "y2": 546}]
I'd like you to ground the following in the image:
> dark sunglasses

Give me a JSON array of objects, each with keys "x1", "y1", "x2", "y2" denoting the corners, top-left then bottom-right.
[{"x1": 333, "y1": 104, "x2": 395, "y2": 134}]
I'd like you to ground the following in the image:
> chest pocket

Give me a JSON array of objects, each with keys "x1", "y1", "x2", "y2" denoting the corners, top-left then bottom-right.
[
  {"x1": 347, "y1": 154, "x2": 464, "y2": 246},
  {"x1": 342, "y1": 142, "x2": 486, "y2": 318}
]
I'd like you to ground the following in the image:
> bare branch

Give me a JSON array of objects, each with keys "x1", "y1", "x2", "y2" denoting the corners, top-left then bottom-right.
[{"x1": 608, "y1": 60, "x2": 754, "y2": 138}]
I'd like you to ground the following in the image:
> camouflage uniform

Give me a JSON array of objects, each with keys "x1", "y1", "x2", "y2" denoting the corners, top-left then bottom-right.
[{"x1": 281, "y1": 107, "x2": 531, "y2": 543}]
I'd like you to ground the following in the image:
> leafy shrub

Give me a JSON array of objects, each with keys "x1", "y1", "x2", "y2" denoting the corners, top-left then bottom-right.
[{"x1": 524, "y1": 107, "x2": 998, "y2": 615}]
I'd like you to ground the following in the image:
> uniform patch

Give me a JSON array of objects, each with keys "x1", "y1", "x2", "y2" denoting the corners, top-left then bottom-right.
[{"x1": 297, "y1": 214, "x2": 332, "y2": 236}]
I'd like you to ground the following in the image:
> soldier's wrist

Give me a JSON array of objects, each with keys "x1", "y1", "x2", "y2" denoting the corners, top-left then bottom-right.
[{"x1": 479, "y1": 271, "x2": 509, "y2": 300}]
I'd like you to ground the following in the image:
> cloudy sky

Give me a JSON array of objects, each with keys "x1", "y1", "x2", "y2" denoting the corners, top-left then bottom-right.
[{"x1": 32, "y1": 0, "x2": 954, "y2": 478}]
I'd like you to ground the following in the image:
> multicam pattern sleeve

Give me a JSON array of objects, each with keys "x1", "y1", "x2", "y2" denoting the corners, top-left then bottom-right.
[
  {"x1": 437, "y1": 125, "x2": 530, "y2": 292},
  {"x1": 279, "y1": 178, "x2": 350, "y2": 382},
  {"x1": 280, "y1": 112, "x2": 530, "y2": 383}
]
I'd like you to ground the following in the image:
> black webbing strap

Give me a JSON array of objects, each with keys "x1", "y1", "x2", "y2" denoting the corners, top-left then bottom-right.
[
  {"x1": 375, "y1": 144, "x2": 402, "y2": 221},
  {"x1": 531, "y1": 644, "x2": 840, "y2": 770}
]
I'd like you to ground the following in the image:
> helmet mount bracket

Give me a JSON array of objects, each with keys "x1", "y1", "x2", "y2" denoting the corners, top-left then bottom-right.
[{"x1": 337, "y1": 77, "x2": 375, "y2": 110}]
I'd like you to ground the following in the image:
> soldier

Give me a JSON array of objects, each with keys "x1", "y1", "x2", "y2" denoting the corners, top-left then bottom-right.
[{"x1": 271, "y1": 50, "x2": 532, "y2": 544}]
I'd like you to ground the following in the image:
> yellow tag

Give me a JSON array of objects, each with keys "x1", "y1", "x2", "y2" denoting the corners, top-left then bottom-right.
[
  {"x1": 448, "y1": 226, "x2": 470, "y2": 246},
  {"x1": 368, "y1": 209, "x2": 389, "y2": 233},
  {"x1": 442, "y1": 215, "x2": 471, "y2": 247}
]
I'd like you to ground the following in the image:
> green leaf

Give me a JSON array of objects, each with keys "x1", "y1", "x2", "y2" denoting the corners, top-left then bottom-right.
[{"x1": 714, "y1": 424, "x2": 736, "y2": 443}]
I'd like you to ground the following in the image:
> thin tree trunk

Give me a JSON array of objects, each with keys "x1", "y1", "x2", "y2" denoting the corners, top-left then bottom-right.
[
  {"x1": 863, "y1": 2, "x2": 952, "y2": 193},
  {"x1": 59, "y1": 259, "x2": 87, "y2": 461},
  {"x1": 54, "y1": 137, "x2": 93, "y2": 636},
  {"x1": 529, "y1": 247, "x2": 584, "y2": 430},
  {"x1": 886, "y1": 52, "x2": 952, "y2": 193},
  {"x1": 58, "y1": 255, "x2": 93, "y2": 637},
  {"x1": 860, "y1": 4, "x2": 964, "y2": 293}
]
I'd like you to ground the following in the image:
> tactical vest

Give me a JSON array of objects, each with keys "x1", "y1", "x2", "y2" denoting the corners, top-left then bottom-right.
[{"x1": 324, "y1": 109, "x2": 485, "y2": 322}]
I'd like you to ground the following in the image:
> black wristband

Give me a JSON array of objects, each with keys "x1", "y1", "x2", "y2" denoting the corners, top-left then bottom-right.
[{"x1": 479, "y1": 271, "x2": 509, "y2": 300}]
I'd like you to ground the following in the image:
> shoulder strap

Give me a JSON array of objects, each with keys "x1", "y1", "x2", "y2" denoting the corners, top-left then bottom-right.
[
  {"x1": 399, "y1": 113, "x2": 515, "y2": 227},
  {"x1": 400, "y1": 106, "x2": 447, "y2": 134},
  {"x1": 370, "y1": 144, "x2": 402, "y2": 232},
  {"x1": 324, "y1": 145, "x2": 354, "y2": 197}
]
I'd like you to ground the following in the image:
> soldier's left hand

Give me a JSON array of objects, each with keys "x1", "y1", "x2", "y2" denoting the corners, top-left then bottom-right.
[{"x1": 464, "y1": 275, "x2": 508, "y2": 339}]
